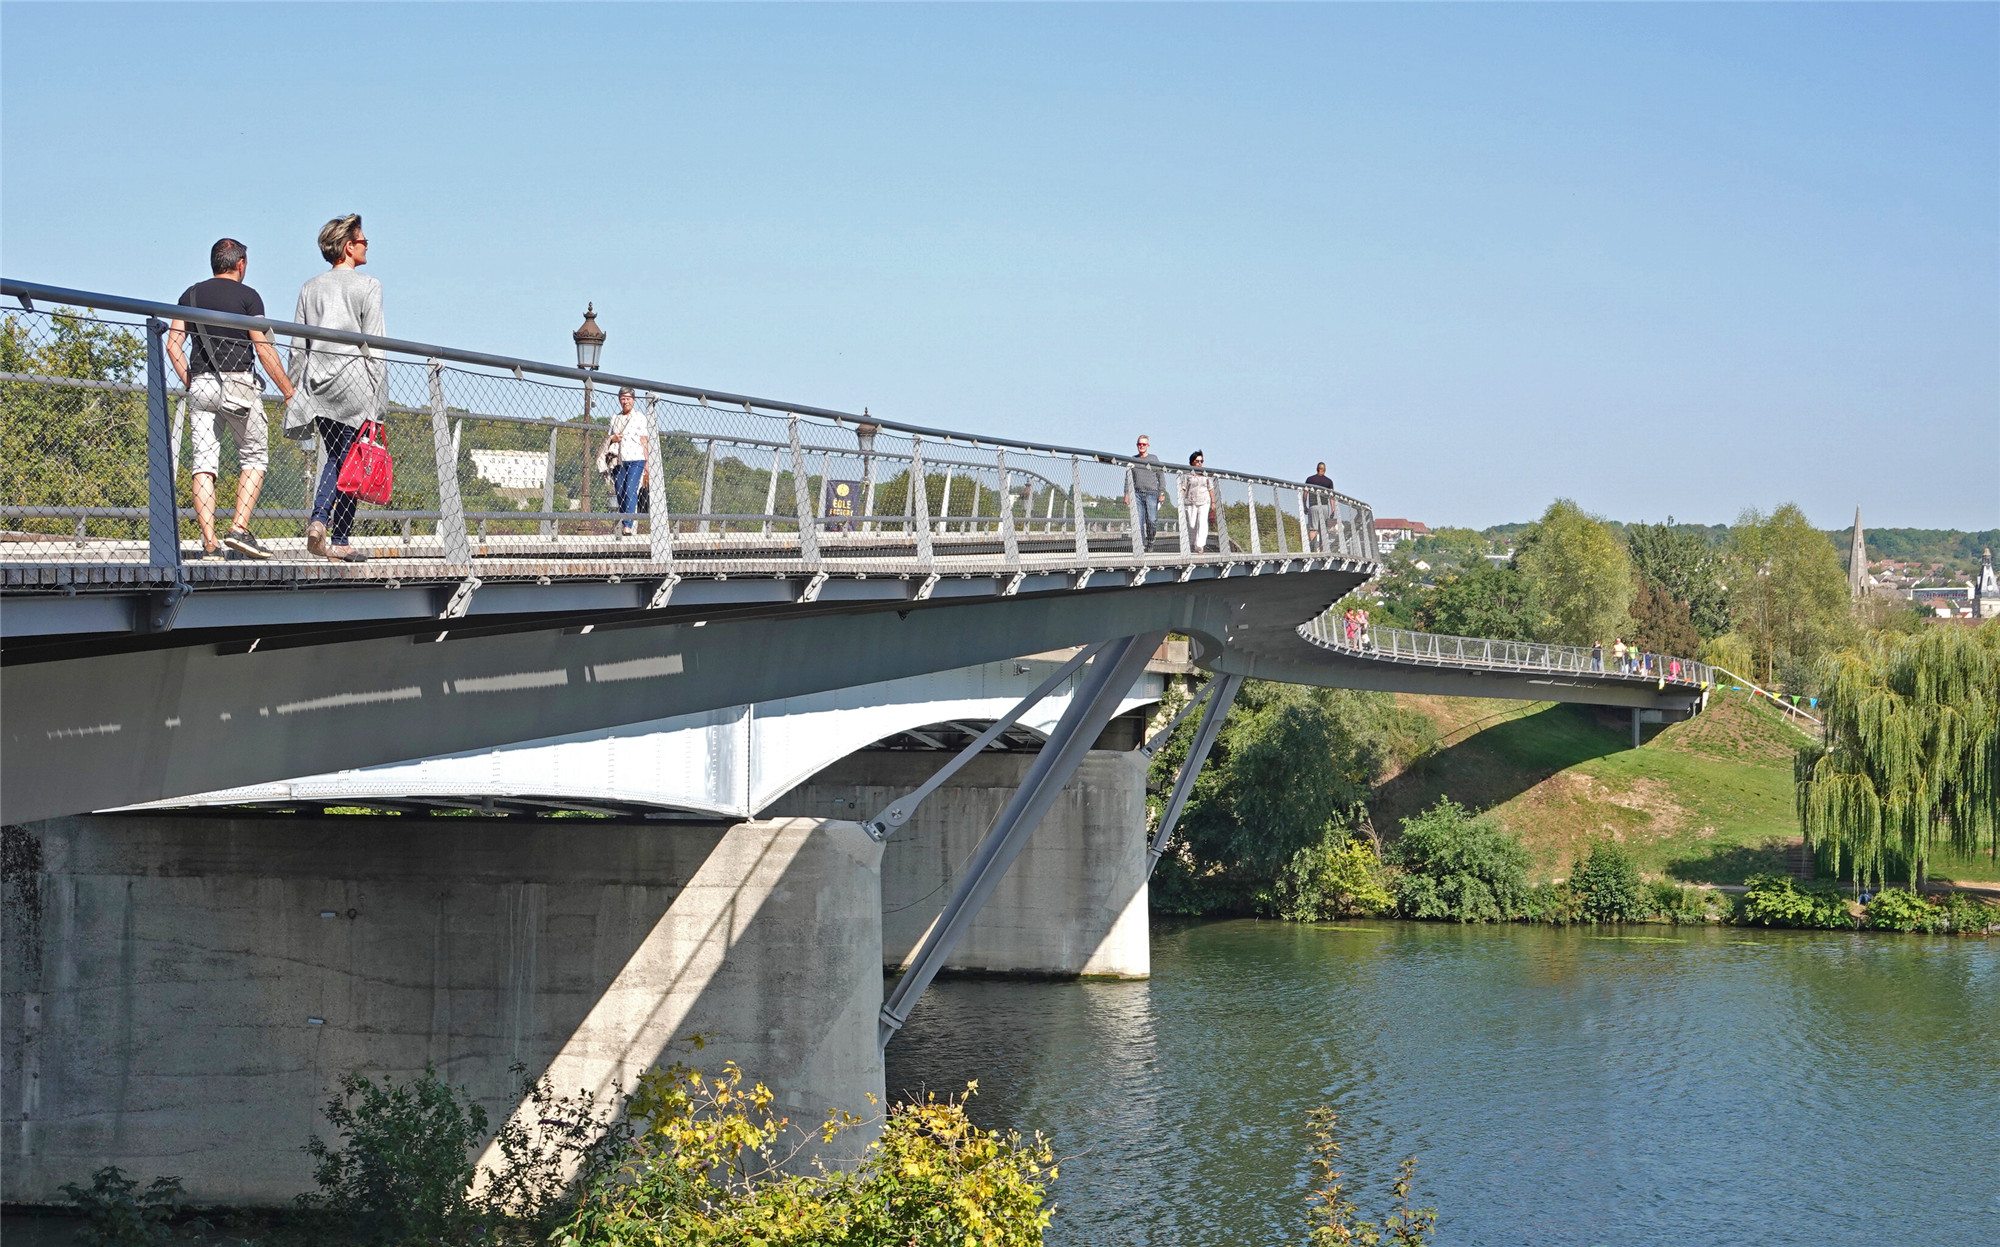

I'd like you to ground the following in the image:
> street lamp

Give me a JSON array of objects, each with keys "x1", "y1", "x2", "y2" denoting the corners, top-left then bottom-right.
[
  {"x1": 856, "y1": 410, "x2": 880, "y2": 532},
  {"x1": 573, "y1": 303, "x2": 605, "y2": 371},
  {"x1": 571, "y1": 304, "x2": 607, "y2": 522}
]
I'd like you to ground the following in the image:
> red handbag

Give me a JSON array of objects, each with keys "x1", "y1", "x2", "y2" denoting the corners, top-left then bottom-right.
[{"x1": 335, "y1": 420, "x2": 394, "y2": 505}]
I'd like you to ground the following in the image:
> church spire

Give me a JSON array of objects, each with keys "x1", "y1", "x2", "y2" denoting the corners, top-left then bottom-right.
[{"x1": 1848, "y1": 507, "x2": 1867, "y2": 600}]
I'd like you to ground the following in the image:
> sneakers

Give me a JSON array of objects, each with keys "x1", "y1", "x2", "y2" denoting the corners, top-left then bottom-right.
[{"x1": 222, "y1": 529, "x2": 273, "y2": 560}]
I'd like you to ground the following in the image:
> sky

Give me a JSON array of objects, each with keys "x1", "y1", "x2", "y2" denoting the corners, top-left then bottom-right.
[{"x1": 3, "y1": 3, "x2": 1994, "y2": 531}]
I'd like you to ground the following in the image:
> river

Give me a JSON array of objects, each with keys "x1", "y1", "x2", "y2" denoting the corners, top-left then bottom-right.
[{"x1": 883, "y1": 919, "x2": 2000, "y2": 1246}]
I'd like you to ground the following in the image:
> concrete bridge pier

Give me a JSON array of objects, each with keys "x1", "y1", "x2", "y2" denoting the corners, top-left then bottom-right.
[
  {"x1": 0, "y1": 813, "x2": 886, "y2": 1207},
  {"x1": 767, "y1": 745, "x2": 1152, "y2": 980}
]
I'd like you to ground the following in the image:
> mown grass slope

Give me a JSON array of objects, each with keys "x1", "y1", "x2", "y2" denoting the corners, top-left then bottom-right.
[
  {"x1": 1371, "y1": 689, "x2": 1810, "y2": 884},
  {"x1": 1369, "y1": 688, "x2": 1999, "y2": 885}
]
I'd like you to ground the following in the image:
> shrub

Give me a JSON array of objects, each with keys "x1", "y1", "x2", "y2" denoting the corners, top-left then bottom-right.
[
  {"x1": 1570, "y1": 843, "x2": 1648, "y2": 922},
  {"x1": 1389, "y1": 798, "x2": 1533, "y2": 923},
  {"x1": 555, "y1": 1058, "x2": 1054, "y2": 1247},
  {"x1": 1520, "y1": 881, "x2": 1583, "y2": 926},
  {"x1": 1302, "y1": 1107, "x2": 1436, "y2": 1246},
  {"x1": 1734, "y1": 873, "x2": 1852, "y2": 929},
  {"x1": 1865, "y1": 888, "x2": 1941, "y2": 933},
  {"x1": 58, "y1": 1167, "x2": 193, "y2": 1247},
  {"x1": 1649, "y1": 881, "x2": 1715, "y2": 924},
  {"x1": 1276, "y1": 829, "x2": 1393, "y2": 921},
  {"x1": 1943, "y1": 890, "x2": 1995, "y2": 935},
  {"x1": 298, "y1": 1065, "x2": 490, "y2": 1245}
]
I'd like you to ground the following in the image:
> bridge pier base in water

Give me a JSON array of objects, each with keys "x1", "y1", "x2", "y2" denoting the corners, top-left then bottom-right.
[{"x1": 0, "y1": 813, "x2": 886, "y2": 1207}]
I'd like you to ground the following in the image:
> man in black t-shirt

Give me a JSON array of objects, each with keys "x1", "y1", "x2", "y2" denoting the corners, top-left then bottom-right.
[
  {"x1": 1305, "y1": 462, "x2": 1336, "y2": 553},
  {"x1": 166, "y1": 238, "x2": 296, "y2": 559}
]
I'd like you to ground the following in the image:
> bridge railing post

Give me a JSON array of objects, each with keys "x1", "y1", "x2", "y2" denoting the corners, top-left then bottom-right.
[
  {"x1": 1071, "y1": 457, "x2": 1089, "y2": 561},
  {"x1": 789, "y1": 415, "x2": 819, "y2": 565},
  {"x1": 646, "y1": 395, "x2": 674, "y2": 566},
  {"x1": 997, "y1": 447, "x2": 1020, "y2": 566},
  {"x1": 1246, "y1": 479, "x2": 1263, "y2": 556},
  {"x1": 426, "y1": 360, "x2": 472, "y2": 567},
  {"x1": 912, "y1": 436, "x2": 932, "y2": 565},
  {"x1": 143, "y1": 317, "x2": 181, "y2": 570},
  {"x1": 1124, "y1": 462, "x2": 1145, "y2": 558},
  {"x1": 697, "y1": 438, "x2": 715, "y2": 534}
]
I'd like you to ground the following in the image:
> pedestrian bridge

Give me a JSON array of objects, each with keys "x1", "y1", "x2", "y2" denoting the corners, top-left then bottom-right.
[{"x1": 1, "y1": 277, "x2": 1709, "y2": 829}]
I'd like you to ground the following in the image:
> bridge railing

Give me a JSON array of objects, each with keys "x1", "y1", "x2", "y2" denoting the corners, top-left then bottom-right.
[
  {"x1": 0, "y1": 280, "x2": 1378, "y2": 577},
  {"x1": 1300, "y1": 614, "x2": 1712, "y2": 689}
]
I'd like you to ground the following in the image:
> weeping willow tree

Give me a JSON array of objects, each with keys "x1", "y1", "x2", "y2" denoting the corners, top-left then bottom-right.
[{"x1": 1795, "y1": 621, "x2": 1999, "y2": 888}]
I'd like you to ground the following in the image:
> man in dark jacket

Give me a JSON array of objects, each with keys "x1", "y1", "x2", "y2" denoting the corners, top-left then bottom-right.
[
  {"x1": 1125, "y1": 434, "x2": 1167, "y2": 547},
  {"x1": 1305, "y1": 463, "x2": 1335, "y2": 553}
]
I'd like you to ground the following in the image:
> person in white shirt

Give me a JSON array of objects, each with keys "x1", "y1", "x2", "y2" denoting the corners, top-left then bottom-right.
[
  {"x1": 604, "y1": 387, "x2": 648, "y2": 536},
  {"x1": 284, "y1": 213, "x2": 384, "y2": 562},
  {"x1": 1182, "y1": 450, "x2": 1215, "y2": 553}
]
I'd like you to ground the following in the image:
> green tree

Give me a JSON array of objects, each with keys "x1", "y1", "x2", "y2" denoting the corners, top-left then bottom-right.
[
  {"x1": 1626, "y1": 520, "x2": 1731, "y2": 638},
  {"x1": 1795, "y1": 622, "x2": 1998, "y2": 889},
  {"x1": 1276, "y1": 831, "x2": 1394, "y2": 920},
  {"x1": 1413, "y1": 562, "x2": 1539, "y2": 641},
  {"x1": 1515, "y1": 499, "x2": 1636, "y2": 646},
  {"x1": 1569, "y1": 842, "x2": 1647, "y2": 922},
  {"x1": 1625, "y1": 577, "x2": 1703, "y2": 658},
  {"x1": 1726, "y1": 504, "x2": 1854, "y2": 685},
  {"x1": 1150, "y1": 681, "x2": 1418, "y2": 914},
  {"x1": 0, "y1": 310, "x2": 151, "y2": 537},
  {"x1": 1388, "y1": 798, "x2": 1533, "y2": 922}
]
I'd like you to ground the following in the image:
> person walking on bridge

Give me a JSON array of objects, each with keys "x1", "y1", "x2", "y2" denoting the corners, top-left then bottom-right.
[
  {"x1": 1124, "y1": 435, "x2": 1167, "y2": 548},
  {"x1": 1613, "y1": 637, "x2": 1629, "y2": 674},
  {"x1": 1305, "y1": 463, "x2": 1335, "y2": 553},
  {"x1": 284, "y1": 213, "x2": 384, "y2": 563},
  {"x1": 604, "y1": 386, "x2": 648, "y2": 536},
  {"x1": 166, "y1": 238, "x2": 295, "y2": 560},
  {"x1": 1592, "y1": 639, "x2": 1603, "y2": 672},
  {"x1": 1181, "y1": 450, "x2": 1214, "y2": 553}
]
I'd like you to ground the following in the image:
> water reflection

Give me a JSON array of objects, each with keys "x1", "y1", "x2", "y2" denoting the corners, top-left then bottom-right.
[{"x1": 886, "y1": 919, "x2": 2000, "y2": 1247}]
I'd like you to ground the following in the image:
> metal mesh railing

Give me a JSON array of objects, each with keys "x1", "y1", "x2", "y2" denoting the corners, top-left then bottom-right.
[
  {"x1": 0, "y1": 282, "x2": 1379, "y2": 577},
  {"x1": 1299, "y1": 615, "x2": 1712, "y2": 688}
]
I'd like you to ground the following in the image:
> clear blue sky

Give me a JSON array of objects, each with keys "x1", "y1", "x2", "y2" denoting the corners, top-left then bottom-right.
[{"x1": 4, "y1": 3, "x2": 1994, "y2": 530}]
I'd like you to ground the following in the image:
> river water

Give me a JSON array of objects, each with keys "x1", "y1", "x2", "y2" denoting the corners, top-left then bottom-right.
[{"x1": 884, "y1": 919, "x2": 2000, "y2": 1246}]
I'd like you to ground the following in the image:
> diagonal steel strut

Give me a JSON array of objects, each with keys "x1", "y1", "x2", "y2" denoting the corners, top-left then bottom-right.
[
  {"x1": 877, "y1": 631, "x2": 1167, "y2": 1051},
  {"x1": 1145, "y1": 673, "x2": 1244, "y2": 872},
  {"x1": 862, "y1": 641, "x2": 1109, "y2": 842}
]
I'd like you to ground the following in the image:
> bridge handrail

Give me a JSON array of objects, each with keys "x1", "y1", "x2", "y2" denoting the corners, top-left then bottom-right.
[
  {"x1": 0, "y1": 278, "x2": 1367, "y2": 509},
  {"x1": 1299, "y1": 615, "x2": 1712, "y2": 690},
  {"x1": 1, "y1": 279, "x2": 1379, "y2": 573}
]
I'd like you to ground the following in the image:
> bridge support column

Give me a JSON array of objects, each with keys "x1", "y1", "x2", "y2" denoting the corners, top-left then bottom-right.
[
  {"x1": 0, "y1": 813, "x2": 884, "y2": 1206},
  {"x1": 1632, "y1": 706, "x2": 1642, "y2": 748}
]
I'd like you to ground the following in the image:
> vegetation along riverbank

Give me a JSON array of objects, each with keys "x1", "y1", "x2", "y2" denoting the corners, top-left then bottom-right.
[{"x1": 1148, "y1": 499, "x2": 1998, "y2": 935}]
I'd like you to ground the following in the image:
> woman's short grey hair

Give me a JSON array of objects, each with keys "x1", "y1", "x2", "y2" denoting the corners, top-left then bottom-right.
[{"x1": 317, "y1": 214, "x2": 363, "y2": 264}]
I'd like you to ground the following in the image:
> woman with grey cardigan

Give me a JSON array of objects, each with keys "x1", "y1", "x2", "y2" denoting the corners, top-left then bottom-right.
[{"x1": 284, "y1": 214, "x2": 384, "y2": 561}]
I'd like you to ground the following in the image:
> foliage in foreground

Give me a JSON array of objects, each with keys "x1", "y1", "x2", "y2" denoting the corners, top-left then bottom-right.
[
  {"x1": 1302, "y1": 1108, "x2": 1436, "y2": 1247},
  {"x1": 1569, "y1": 843, "x2": 1649, "y2": 923},
  {"x1": 1733, "y1": 874, "x2": 1852, "y2": 929},
  {"x1": 555, "y1": 1060, "x2": 1055, "y2": 1247},
  {"x1": 1795, "y1": 621, "x2": 1998, "y2": 889},
  {"x1": 58, "y1": 1167, "x2": 198, "y2": 1247}
]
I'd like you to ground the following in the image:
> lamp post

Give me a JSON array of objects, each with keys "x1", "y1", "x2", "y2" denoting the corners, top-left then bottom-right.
[
  {"x1": 573, "y1": 304, "x2": 605, "y2": 522},
  {"x1": 856, "y1": 409, "x2": 879, "y2": 533}
]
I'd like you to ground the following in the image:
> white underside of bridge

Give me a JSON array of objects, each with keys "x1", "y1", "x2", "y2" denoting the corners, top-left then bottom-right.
[{"x1": 122, "y1": 653, "x2": 1170, "y2": 818}]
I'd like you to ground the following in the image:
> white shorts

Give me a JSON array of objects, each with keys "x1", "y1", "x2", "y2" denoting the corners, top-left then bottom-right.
[{"x1": 188, "y1": 372, "x2": 270, "y2": 475}]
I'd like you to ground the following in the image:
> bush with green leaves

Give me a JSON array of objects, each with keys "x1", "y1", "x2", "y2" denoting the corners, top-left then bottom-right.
[
  {"x1": 1734, "y1": 873, "x2": 1852, "y2": 929},
  {"x1": 1649, "y1": 881, "x2": 1716, "y2": 924},
  {"x1": 1275, "y1": 829, "x2": 1393, "y2": 921},
  {"x1": 555, "y1": 1058, "x2": 1054, "y2": 1247},
  {"x1": 1388, "y1": 798, "x2": 1533, "y2": 923},
  {"x1": 1570, "y1": 843, "x2": 1648, "y2": 922},
  {"x1": 1942, "y1": 891, "x2": 1995, "y2": 934},
  {"x1": 1864, "y1": 888, "x2": 1942, "y2": 933},
  {"x1": 298, "y1": 1065, "x2": 491, "y2": 1244},
  {"x1": 1519, "y1": 880, "x2": 1583, "y2": 925},
  {"x1": 58, "y1": 1167, "x2": 194, "y2": 1247}
]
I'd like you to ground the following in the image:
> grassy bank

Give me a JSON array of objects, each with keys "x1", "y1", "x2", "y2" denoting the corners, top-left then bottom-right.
[{"x1": 1369, "y1": 688, "x2": 1998, "y2": 887}]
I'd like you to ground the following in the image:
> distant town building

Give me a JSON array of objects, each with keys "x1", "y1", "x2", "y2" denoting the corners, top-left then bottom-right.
[
  {"x1": 1979, "y1": 548, "x2": 1999, "y2": 619},
  {"x1": 468, "y1": 449, "x2": 548, "y2": 507},
  {"x1": 1374, "y1": 518, "x2": 1430, "y2": 551}
]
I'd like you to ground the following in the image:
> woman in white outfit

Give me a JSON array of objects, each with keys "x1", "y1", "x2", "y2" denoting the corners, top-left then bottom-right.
[
  {"x1": 1182, "y1": 449, "x2": 1214, "y2": 554},
  {"x1": 284, "y1": 213, "x2": 385, "y2": 562}
]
